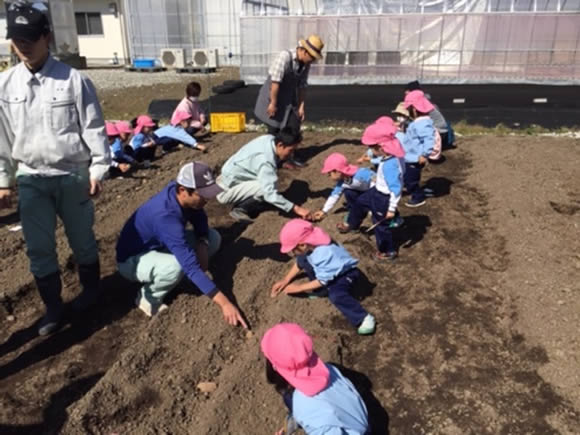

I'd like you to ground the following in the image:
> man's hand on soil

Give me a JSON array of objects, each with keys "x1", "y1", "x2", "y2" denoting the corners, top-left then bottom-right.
[
  {"x1": 213, "y1": 291, "x2": 248, "y2": 329},
  {"x1": 293, "y1": 205, "x2": 312, "y2": 220},
  {"x1": 221, "y1": 302, "x2": 248, "y2": 329},
  {"x1": 89, "y1": 179, "x2": 103, "y2": 197},
  {"x1": 0, "y1": 188, "x2": 12, "y2": 209}
]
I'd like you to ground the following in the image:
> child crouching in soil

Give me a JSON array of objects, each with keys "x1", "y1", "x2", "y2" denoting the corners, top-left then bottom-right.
[
  {"x1": 272, "y1": 219, "x2": 376, "y2": 335},
  {"x1": 312, "y1": 152, "x2": 375, "y2": 226},
  {"x1": 261, "y1": 323, "x2": 370, "y2": 435},
  {"x1": 106, "y1": 122, "x2": 135, "y2": 176},
  {"x1": 339, "y1": 117, "x2": 405, "y2": 261}
]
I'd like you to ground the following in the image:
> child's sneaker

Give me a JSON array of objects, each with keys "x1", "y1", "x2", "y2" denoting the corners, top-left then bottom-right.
[
  {"x1": 388, "y1": 215, "x2": 404, "y2": 228},
  {"x1": 135, "y1": 294, "x2": 168, "y2": 317},
  {"x1": 308, "y1": 288, "x2": 329, "y2": 299},
  {"x1": 405, "y1": 198, "x2": 426, "y2": 208},
  {"x1": 423, "y1": 187, "x2": 435, "y2": 197},
  {"x1": 357, "y1": 314, "x2": 376, "y2": 335},
  {"x1": 376, "y1": 250, "x2": 397, "y2": 261}
]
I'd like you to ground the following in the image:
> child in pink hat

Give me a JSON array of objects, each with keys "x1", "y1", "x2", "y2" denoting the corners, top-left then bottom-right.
[
  {"x1": 400, "y1": 90, "x2": 436, "y2": 207},
  {"x1": 272, "y1": 219, "x2": 376, "y2": 335},
  {"x1": 339, "y1": 117, "x2": 405, "y2": 261},
  {"x1": 129, "y1": 115, "x2": 158, "y2": 164},
  {"x1": 154, "y1": 111, "x2": 207, "y2": 152},
  {"x1": 106, "y1": 122, "x2": 135, "y2": 175},
  {"x1": 312, "y1": 152, "x2": 375, "y2": 225},
  {"x1": 261, "y1": 323, "x2": 369, "y2": 434}
]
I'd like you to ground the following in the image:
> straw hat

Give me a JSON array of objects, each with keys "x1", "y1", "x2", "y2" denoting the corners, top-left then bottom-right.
[
  {"x1": 299, "y1": 34, "x2": 324, "y2": 60},
  {"x1": 392, "y1": 102, "x2": 410, "y2": 118}
]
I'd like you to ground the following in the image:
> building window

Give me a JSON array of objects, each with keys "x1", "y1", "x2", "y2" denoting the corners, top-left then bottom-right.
[{"x1": 75, "y1": 12, "x2": 104, "y2": 36}]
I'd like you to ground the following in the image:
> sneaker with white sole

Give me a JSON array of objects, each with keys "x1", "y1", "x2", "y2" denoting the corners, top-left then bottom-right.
[
  {"x1": 405, "y1": 198, "x2": 426, "y2": 208},
  {"x1": 230, "y1": 207, "x2": 253, "y2": 223},
  {"x1": 135, "y1": 294, "x2": 168, "y2": 317},
  {"x1": 357, "y1": 314, "x2": 376, "y2": 335}
]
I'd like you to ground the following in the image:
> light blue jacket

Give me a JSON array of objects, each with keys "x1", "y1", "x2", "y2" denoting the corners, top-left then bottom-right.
[
  {"x1": 292, "y1": 364, "x2": 369, "y2": 435},
  {"x1": 400, "y1": 117, "x2": 435, "y2": 163},
  {"x1": 322, "y1": 167, "x2": 375, "y2": 214},
  {"x1": 154, "y1": 125, "x2": 198, "y2": 148},
  {"x1": 219, "y1": 134, "x2": 294, "y2": 212},
  {"x1": 306, "y1": 244, "x2": 358, "y2": 285}
]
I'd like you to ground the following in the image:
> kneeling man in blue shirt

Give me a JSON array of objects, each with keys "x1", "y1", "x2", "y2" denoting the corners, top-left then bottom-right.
[{"x1": 116, "y1": 161, "x2": 247, "y2": 328}]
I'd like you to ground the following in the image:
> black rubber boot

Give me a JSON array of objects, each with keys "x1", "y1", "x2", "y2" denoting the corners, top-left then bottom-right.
[
  {"x1": 229, "y1": 197, "x2": 264, "y2": 222},
  {"x1": 72, "y1": 261, "x2": 101, "y2": 311},
  {"x1": 34, "y1": 272, "x2": 64, "y2": 336}
]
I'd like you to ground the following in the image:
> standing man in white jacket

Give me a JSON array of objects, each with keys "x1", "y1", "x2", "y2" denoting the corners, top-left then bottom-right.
[{"x1": 0, "y1": 3, "x2": 111, "y2": 335}]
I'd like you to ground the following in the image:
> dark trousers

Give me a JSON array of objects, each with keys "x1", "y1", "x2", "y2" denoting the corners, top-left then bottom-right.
[
  {"x1": 347, "y1": 188, "x2": 395, "y2": 254},
  {"x1": 153, "y1": 135, "x2": 180, "y2": 152},
  {"x1": 125, "y1": 145, "x2": 155, "y2": 162},
  {"x1": 404, "y1": 162, "x2": 425, "y2": 202},
  {"x1": 343, "y1": 189, "x2": 363, "y2": 211},
  {"x1": 296, "y1": 256, "x2": 368, "y2": 327}
]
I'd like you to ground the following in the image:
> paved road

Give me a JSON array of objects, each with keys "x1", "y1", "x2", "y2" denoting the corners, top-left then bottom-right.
[{"x1": 149, "y1": 84, "x2": 580, "y2": 129}]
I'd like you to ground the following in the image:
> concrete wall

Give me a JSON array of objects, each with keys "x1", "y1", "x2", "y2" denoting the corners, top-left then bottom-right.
[{"x1": 74, "y1": 0, "x2": 125, "y2": 64}]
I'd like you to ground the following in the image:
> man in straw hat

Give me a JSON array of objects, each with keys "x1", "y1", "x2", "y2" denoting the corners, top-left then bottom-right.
[
  {"x1": 254, "y1": 34, "x2": 324, "y2": 133},
  {"x1": 254, "y1": 34, "x2": 324, "y2": 168}
]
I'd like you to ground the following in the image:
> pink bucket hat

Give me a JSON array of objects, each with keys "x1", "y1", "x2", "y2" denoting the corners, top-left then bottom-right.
[
  {"x1": 403, "y1": 90, "x2": 435, "y2": 114},
  {"x1": 134, "y1": 115, "x2": 156, "y2": 135},
  {"x1": 171, "y1": 110, "x2": 193, "y2": 126},
  {"x1": 105, "y1": 121, "x2": 119, "y2": 137},
  {"x1": 279, "y1": 219, "x2": 331, "y2": 254},
  {"x1": 361, "y1": 117, "x2": 405, "y2": 158},
  {"x1": 261, "y1": 323, "x2": 330, "y2": 397},
  {"x1": 115, "y1": 120, "x2": 134, "y2": 135},
  {"x1": 321, "y1": 152, "x2": 358, "y2": 176}
]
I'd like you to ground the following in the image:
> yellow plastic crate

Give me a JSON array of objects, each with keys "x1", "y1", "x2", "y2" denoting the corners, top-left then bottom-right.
[{"x1": 210, "y1": 112, "x2": 246, "y2": 133}]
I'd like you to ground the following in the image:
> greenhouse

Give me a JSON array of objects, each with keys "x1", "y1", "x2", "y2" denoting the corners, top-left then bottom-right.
[{"x1": 240, "y1": 0, "x2": 580, "y2": 84}]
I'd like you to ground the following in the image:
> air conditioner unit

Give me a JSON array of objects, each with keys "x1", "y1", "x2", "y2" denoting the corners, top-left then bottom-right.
[
  {"x1": 191, "y1": 48, "x2": 218, "y2": 69},
  {"x1": 160, "y1": 48, "x2": 185, "y2": 69}
]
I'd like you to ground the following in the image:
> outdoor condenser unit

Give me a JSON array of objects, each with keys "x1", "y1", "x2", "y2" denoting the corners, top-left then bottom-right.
[
  {"x1": 160, "y1": 48, "x2": 185, "y2": 69},
  {"x1": 191, "y1": 48, "x2": 219, "y2": 69}
]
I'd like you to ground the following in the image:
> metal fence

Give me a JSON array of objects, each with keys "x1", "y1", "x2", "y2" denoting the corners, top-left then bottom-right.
[{"x1": 240, "y1": 0, "x2": 580, "y2": 84}]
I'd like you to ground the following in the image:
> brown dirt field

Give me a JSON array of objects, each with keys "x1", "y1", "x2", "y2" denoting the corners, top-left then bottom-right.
[{"x1": 1, "y1": 125, "x2": 579, "y2": 434}]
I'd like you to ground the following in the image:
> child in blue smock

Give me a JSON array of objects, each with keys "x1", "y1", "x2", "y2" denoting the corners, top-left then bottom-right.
[
  {"x1": 272, "y1": 219, "x2": 376, "y2": 335},
  {"x1": 312, "y1": 152, "x2": 375, "y2": 225},
  {"x1": 401, "y1": 90, "x2": 436, "y2": 208},
  {"x1": 262, "y1": 323, "x2": 370, "y2": 435},
  {"x1": 154, "y1": 111, "x2": 207, "y2": 153},
  {"x1": 341, "y1": 117, "x2": 405, "y2": 261},
  {"x1": 129, "y1": 115, "x2": 157, "y2": 163},
  {"x1": 106, "y1": 122, "x2": 135, "y2": 175}
]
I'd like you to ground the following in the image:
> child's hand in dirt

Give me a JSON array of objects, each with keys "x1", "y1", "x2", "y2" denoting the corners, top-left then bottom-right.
[
  {"x1": 275, "y1": 429, "x2": 285, "y2": 435},
  {"x1": 271, "y1": 280, "x2": 287, "y2": 297},
  {"x1": 196, "y1": 144, "x2": 207, "y2": 153},
  {"x1": 311, "y1": 210, "x2": 326, "y2": 222}
]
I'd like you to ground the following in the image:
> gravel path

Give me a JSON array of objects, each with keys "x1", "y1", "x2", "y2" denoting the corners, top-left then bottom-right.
[{"x1": 83, "y1": 67, "x2": 239, "y2": 92}]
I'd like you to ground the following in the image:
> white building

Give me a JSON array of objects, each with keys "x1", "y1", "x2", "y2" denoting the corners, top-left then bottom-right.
[{"x1": 1, "y1": 0, "x2": 241, "y2": 66}]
